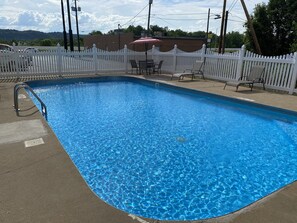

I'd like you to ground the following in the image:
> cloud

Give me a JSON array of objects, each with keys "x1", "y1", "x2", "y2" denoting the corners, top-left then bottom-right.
[
  {"x1": 15, "y1": 11, "x2": 42, "y2": 26},
  {"x1": 8, "y1": 11, "x2": 61, "y2": 32},
  {"x1": 0, "y1": 16, "x2": 10, "y2": 27},
  {"x1": 0, "y1": 0, "x2": 269, "y2": 34}
]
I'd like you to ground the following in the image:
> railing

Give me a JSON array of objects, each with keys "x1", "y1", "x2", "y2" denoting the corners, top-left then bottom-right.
[
  {"x1": 1, "y1": 44, "x2": 297, "y2": 94},
  {"x1": 14, "y1": 83, "x2": 48, "y2": 120}
]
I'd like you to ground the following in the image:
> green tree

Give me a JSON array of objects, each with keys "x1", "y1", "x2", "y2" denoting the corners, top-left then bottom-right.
[
  {"x1": 225, "y1": 31, "x2": 244, "y2": 48},
  {"x1": 151, "y1": 25, "x2": 165, "y2": 35},
  {"x1": 89, "y1": 30, "x2": 103, "y2": 35},
  {"x1": 188, "y1": 31, "x2": 206, "y2": 38},
  {"x1": 124, "y1": 25, "x2": 146, "y2": 36},
  {"x1": 167, "y1": 29, "x2": 188, "y2": 37},
  {"x1": 245, "y1": 3, "x2": 275, "y2": 55},
  {"x1": 246, "y1": 0, "x2": 297, "y2": 55},
  {"x1": 268, "y1": 0, "x2": 295, "y2": 54},
  {"x1": 40, "y1": 39, "x2": 53, "y2": 46}
]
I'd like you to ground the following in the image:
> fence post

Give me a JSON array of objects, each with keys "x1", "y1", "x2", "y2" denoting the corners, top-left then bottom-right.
[
  {"x1": 173, "y1": 44, "x2": 177, "y2": 72},
  {"x1": 289, "y1": 52, "x2": 297, "y2": 94},
  {"x1": 201, "y1": 44, "x2": 206, "y2": 61},
  {"x1": 57, "y1": 43, "x2": 62, "y2": 74},
  {"x1": 235, "y1": 45, "x2": 246, "y2": 80},
  {"x1": 152, "y1": 45, "x2": 155, "y2": 61},
  {"x1": 124, "y1": 44, "x2": 128, "y2": 73},
  {"x1": 12, "y1": 42, "x2": 16, "y2": 51},
  {"x1": 12, "y1": 42, "x2": 20, "y2": 75},
  {"x1": 92, "y1": 44, "x2": 98, "y2": 74}
]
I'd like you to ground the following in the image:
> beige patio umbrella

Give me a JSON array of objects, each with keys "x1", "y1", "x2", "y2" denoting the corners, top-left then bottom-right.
[{"x1": 129, "y1": 37, "x2": 161, "y2": 62}]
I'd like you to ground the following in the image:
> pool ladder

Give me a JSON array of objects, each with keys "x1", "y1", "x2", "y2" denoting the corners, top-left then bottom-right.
[{"x1": 14, "y1": 83, "x2": 48, "y2": 121}]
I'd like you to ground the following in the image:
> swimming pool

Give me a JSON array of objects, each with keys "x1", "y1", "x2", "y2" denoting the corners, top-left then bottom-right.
[{"x1": 28, "y1": 76, "x2": 297, "y2": 221}]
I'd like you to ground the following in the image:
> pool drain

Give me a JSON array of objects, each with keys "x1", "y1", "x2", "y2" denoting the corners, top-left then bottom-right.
[{"x1": 176, "y1": 136, "x2": 186, "y2": 142}]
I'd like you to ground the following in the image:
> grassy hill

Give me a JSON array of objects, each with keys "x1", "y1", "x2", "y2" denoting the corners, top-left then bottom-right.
[{"x1": 0, "y1": 29, "x2": 63, "y2": 41}]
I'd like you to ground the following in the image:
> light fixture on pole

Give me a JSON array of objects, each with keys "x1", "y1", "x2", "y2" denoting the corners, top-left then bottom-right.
[
  {"x1": 71, "y1": 0, "x2": 81, "y2": 51},
  {"x1": 214, "y1": 14, "x2": 221, "y2": 20}
]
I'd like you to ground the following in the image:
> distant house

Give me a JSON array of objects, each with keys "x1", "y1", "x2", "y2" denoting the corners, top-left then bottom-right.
[{"x1": 83, "y1": 32, "x2": 206, "y2": 52}]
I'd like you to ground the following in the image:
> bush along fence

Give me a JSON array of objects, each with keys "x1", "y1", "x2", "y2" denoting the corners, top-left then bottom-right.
[{"x1": 0, "y1": 43, "x2": 297, "y2": 94}]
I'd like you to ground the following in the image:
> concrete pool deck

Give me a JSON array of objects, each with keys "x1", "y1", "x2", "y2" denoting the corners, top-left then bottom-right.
[{"x1": 0, "y1": 74, "x2": 297, "y2": 223}]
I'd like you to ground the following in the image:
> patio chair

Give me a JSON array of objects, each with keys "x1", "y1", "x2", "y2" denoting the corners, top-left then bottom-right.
[
  {"x1": 171, "y1": 60, "x2": 204, "y2": 81},
  {"x1": 153, "y1": 60, "x2": 163, "y2": 74},
  {"x1": 223, "y1": 65, "x2": 265, "y2": 91},
  {"x1": 130, "y1": 60, "x2": 139, "y2": 74}
]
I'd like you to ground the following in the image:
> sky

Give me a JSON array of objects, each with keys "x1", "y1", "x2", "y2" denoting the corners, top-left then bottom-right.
[{"x1": 0, "y1": 0, "x2": 269, "y2": 35}]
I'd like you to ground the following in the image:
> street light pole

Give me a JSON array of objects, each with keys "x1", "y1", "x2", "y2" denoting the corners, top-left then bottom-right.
[
  {"x1": 222, "y1": 10, "x2": 229, "y2": 54},
  {"x1": 72, "y1": 0, "x2": 81, "y2": 51},
  {"x1": 66, "y1": 0, "x2": 74, "y2": 51},
  {"x1": 147, "y1": 0, "x2": 153, "y2": 36},
  {"x1": 205, "y1": 8, "x2": 210, "y2": 53},
  {"x1": 218, "y1": 0, "x2": 227, "y2": 54},
  {"x1": 118, "y1": 24, "x2": 121, "y2": 50},
  {"x1": 60, "y1": 0, "x2": 68, "y2": 50}
]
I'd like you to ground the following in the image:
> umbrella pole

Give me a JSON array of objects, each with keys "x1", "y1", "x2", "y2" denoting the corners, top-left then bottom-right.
[
  {"x1": 145, "y1": 43, "x2": 148, "y2": 62},
  {"x1": 145, "y1": 43, "x2": 148, "y2": 74}
]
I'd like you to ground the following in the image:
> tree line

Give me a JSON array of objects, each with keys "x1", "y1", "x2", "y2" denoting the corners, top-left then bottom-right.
[
  {"x1": 1, "y1": 0, "x2": 295, "y2": 55},
  {"x1": 89, "y1": 25, "x2": 245, "y2": 50}
]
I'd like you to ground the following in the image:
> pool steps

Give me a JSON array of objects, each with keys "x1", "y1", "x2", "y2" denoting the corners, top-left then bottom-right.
[{"x1": 14, "y1": 82, "x2": 48, "y2": 120}]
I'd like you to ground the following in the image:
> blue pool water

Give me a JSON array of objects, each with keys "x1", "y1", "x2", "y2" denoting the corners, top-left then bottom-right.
[{"x1": 28, "y1": 77, "x2": 297, "y2": 220}]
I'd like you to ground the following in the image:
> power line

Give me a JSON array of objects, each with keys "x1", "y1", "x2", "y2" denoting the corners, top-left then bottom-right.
[
  {"x1": 121, "y1": 4, "x2": 148, "y2": 28},
  {"x1": 153, "y1": 16, "x2": 178, "y2": 29},
  {"x1": 229, "y1": 12, "x2": 246, "y2": 21},
  {"x1": 228, "y1": 18, "x2": 246, "y2": 23},
  {"x1": 122, "y1": 10, "x2": 212, "y2": 28},
  {"x1": 119, "y1": 5, "x2": 233, "y2": 32},
  {"x1": 154, "y1": 12, "x2": 208, "y2": 16},
  {"x1": 152, "y1": 16, "x2": 207, "y2": 21},
  {"x1": 228, "y1": 0, "x2": 239, "y2": 12}
]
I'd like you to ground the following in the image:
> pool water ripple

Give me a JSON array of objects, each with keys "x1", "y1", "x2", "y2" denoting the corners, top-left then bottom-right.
[{"x1": 30, "y1": 78, "x2": 297, "y2": 221}]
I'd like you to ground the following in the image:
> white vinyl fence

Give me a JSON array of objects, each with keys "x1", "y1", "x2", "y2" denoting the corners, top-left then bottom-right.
[{"x1": 1, "y1": 43, "x2": 297, "y2": 94}]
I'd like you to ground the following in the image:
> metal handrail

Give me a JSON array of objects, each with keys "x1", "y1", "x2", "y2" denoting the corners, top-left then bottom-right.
[{"x1": 14, "y1": 83, "x2": 48, "y2": 120}]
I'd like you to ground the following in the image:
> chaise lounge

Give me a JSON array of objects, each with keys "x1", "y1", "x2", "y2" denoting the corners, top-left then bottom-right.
[
  {"x1": 223, "y1": 65, "x2": 265, "y2": 91},
  {"x1": 171, "y1": 60, "x2": 204, "y2": 81}
]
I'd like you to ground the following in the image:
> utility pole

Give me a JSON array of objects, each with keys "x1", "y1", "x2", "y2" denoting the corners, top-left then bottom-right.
[
  {"x1": 66, "y1": 0, "x2": 74, "y2": 51},
  {"x1": 222, "y1": 10, "x2": 229, "y2": 54},
  {"x1": 60, "y1": 0, "x2": 68, "y2": 50},
  {"x1": 118, "y1": 24, "x2": 121, "y2": 50},
  {"x1": 240, "y1": 0, "x2": 262, "y2": 54},
  {"x1": 218, "y1": 0, "x2": 227, "y2": 54},
  {"x1": 72, "y1": 0, "x2": 81, "y2": 51},
  {"x1": 147, "y1": 0, "x2": 153, "y2": 36},
  {"x1": 205, "y1": 8, "x2": 210, "y2": 52}
]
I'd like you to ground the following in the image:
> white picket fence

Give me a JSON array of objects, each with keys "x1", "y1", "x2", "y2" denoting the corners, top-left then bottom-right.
[{"x1": 1, "y1": 44, "x2": 297, "y2": 94}]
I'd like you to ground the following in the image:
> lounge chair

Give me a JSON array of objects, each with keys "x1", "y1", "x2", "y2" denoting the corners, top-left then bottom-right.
[
  {"x1": 223, "y1": 65, "x2": 265, "y2": 91},
  {"x1": 130, "y1": 60, "x2": 139, "y2": 74},
  {"x1": 171, "y1": 60, "x2": 204, "y2": 81},
  {"x1": 153, "y1": 60, "x2": 163, "y2": 74}
]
